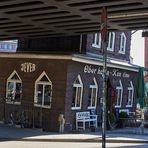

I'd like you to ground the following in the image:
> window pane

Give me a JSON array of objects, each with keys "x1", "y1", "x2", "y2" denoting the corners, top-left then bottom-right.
[
  {"x1": 37, "y1": 84, "x2": 43, "y2": 105},
  {"x1": 92, "y1": 34, "x2": 95, "y2": 44},
  {"x1": 76, "y1": 87, "x2": 81, "y2": 107},
  {"x1": 127, "y1": 90, "x2": 132, "y2": 105},
  {"x1": 88, "y1": 88, "x2": 91, "y2": 106},
  {"x1": 96, "y1": 33, "x2": 99, "y2": 45},
  {"x1": 72, "y1": 87, "x2": 76, "y2": 107},
  {"x1": 15, "y1": 83, "x2": 22, "y2": 102},
  {"x1": 109, "y1": 33, "x2": 113, "y2": 48},
  {"x1": 118, "y1": 89, "x2": 122, "y2": 106},
  {"x1": 92, "y1": 88, "x2": 96, "y2": 107},
  {"x1": 7, "y1": 82, "x2": 15, "y2": 100},
  {"x1": 44, "y1": 85, "x2": 51, "y2": 105}
]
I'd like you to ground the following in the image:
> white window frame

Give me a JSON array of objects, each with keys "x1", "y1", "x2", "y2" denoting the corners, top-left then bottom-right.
[
  {"x1": 88, "y1": 77, "x2": 98, "y2": 109},
  {"x1": 107, "y1": 32, "x2": 115, "y2": 51},
  {"x1": 119, "y1": 32, "x2": 126, "y2": 54},
  {"x1": 126, "y1": 81, "x2": 134, "y2": 107},
  {"x1": 34, "y1": 71, "x2": 52, "y2": 109},
  {"x1": 115, "y1": 80, "x2": 123, "y2": 108},
  {"x1": 6, "y1": 70, "x2": 22, "y2": 104},
  {"x1": 92, "y1": 33, "x2": 101, "y2": 48},
  {"x1": 71, "y1": 75, "x2": 83, "y2": 110}
]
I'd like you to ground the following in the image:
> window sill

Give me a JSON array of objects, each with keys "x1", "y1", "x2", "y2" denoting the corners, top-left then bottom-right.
[
  {"x1": 88, "y1": 106, "x2": 96, "y2": 109},
  {"x1": 126, "y1": 105, "x2": 132, "y2": 108},
  {"x1": 34, "y1": 104, "x2": 51, "y2": 109},
  {"x1": 6, "y1": 101, "x2": 21, "y2": 105},
  {"x1": 107, "y1": 48, "x2": 114, "y2": 52},
  {"x1": 118, "y1": 51, "x2": 125, "y2": 54},
  {"x1": 92, "y1": 44, "x2": 100, "y2": 49},
  {"x1": 71, "y1": 107, "x2": 81, "y2": 110},
  {"x1": 115, "y1": 106, "x2": 121, "y2": 108}
]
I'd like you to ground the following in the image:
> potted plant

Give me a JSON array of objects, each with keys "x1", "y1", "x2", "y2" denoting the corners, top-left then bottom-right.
[
  {"x1": 117, "y1": 111, "x2": 128, "y2": 128},
  {"x1": 108, "y1": 112, "x2": 117, "y2": 130}
]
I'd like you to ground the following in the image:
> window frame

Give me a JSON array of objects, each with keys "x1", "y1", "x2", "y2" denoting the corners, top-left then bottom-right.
[
  {"x1": 107, "y1": 32, "x2": 115, "y2": 52},
  {"x1": 71, "y1": 75, "x2": 83, "y2": 110},
  {"x1": 6, "y1": 70, "x2": 22, "y2": 104},
  {"x1": 92, "y1": 33, "x2": 101, "y2": 48},
  {"x1": 34, "y1": 71, "x2": 52, "y2": 109},
  {"x1": 119, "y1": 32, "x2": 126, "y2": 54},
  {"x1": 126, "y1": 81, "x2": 134, "y2": 107},
  {"x1": 115, "y1": 80, "x2": 123, "y2": 108},
  {"x1": 88, "y1": 77, "x2": 98, "y2": 109}
]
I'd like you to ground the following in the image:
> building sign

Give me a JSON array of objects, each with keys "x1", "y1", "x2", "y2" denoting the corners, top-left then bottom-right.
[
  {"x1": 84, "y1": 65, "x2": 130, "y2": 78},
  {"x1": 21, "y1": 63, "x2": 36, "y2": 73}
]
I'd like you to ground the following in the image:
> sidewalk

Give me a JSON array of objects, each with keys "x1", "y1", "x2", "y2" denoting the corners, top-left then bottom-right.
[{"x1": 0, "y1": 123, "x2": 148, "y2": 143}]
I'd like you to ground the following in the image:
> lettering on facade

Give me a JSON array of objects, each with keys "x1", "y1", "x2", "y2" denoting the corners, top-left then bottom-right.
[
  {"x1": 21, "y1": 63, "x2": 36, "y2": 73},
  {"x1": 84, "y1": 65, "x2": 130, "y2": 78}
]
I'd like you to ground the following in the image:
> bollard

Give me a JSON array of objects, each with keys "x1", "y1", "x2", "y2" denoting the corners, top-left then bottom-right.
[{"x1": 58, "y1": 114, "x2": 65, "y2": 133}]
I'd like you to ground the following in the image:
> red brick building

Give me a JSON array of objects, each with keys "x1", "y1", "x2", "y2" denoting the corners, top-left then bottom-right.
[{"x1": 0, "y1": 32, "x2": 139, "y2": 132}]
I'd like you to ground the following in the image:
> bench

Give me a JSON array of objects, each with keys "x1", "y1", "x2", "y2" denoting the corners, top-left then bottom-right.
[{"x1": 76, "y1": 112, "x2": 97, "y2": 130}]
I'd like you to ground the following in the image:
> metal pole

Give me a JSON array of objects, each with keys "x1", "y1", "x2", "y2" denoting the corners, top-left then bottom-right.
[
  {"x1": 102, "y1": 39, "x2": 108, "y2": 148},
  {"x1": 3, "y1": 98, "x2": 6, "y2": 123}
]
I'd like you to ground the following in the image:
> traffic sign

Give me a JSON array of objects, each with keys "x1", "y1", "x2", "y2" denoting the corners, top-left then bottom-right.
[{"x1": 100, "y1": 7, "x2": 107, "y2": 42}]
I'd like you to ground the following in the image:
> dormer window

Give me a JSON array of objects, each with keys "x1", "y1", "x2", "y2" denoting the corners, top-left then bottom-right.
[
  {"x1": 92, "y1": 33, "x2": 101, "y2": 48},
  {"x1": 107, "y1": 32, "x2": 115, "y2": 51},
  {"x1": 119, "y1": 33, "x2": 126, "y2": 54}
]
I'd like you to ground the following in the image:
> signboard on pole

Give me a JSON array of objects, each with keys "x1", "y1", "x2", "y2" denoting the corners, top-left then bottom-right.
[{"x1": 100, "y1": 7, "x2": 107, "y2": 42}]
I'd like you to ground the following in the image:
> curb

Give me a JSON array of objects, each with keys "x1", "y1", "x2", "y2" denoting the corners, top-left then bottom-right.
[{"x1": 0, "y1": 137, "x2": 148, "y2": 143}]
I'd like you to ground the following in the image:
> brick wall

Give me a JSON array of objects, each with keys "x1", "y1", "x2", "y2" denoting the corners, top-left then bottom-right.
[{"x1": 86, "y1": 32, "x2": 131, "y2": 61}]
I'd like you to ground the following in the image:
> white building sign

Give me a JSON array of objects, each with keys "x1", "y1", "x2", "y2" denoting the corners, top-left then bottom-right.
[{"x1": 84, "y1": 65, "x2": 130, "y2": 78}]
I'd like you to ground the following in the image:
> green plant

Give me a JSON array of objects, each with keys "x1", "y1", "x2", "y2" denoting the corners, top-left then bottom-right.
[
  {"x1": 116, "y1": 112, "x2": 128, "y2": 128},
  {"x1": 118, "y1": 112, "x2": 128, "y2": 118},
  {"x1": 108, "y1": 113, "x2": 116, "y2": 124}
]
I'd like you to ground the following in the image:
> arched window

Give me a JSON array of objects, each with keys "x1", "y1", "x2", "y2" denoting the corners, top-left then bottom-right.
[
  {"x1": 34, "y1": 71, "x2": 52, "y2": 108},
  {"x1": 92, "y1": 33, "x2": 101, "y2": 48},
  {"x1": 72, "y1": 75, "x2": 83, "y2": 109},
  {"x1": 115, "y1": 80, "x2": 123, "y2": 108},
  {"x1": 88, "y1": 77, "x2": 98, "y2": 109},
  {"x1": 126, "y1": 81, "x2": 134, "y2": 107},
  {"x1": 107, "y1": 32, "x2": 115, "y2": 51},
  {"x1": 6, "y1": 70, "x2": 22, "y2": 103},
  {"x1": 119, "y1": 33, "x2": 126, "y2": 54}
]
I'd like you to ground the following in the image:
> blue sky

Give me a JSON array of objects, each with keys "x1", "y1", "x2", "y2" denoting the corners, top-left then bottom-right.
[{"x1": 130, "y1": 30, "x2": 144, "y2": 67}]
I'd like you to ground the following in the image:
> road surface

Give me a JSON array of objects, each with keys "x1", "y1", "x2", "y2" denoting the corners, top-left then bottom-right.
[{"x1": 0, "y1": 141, "x2": 148, "y2": 148}]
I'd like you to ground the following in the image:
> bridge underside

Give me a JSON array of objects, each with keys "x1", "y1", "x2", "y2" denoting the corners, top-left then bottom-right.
[{"x1": 0, "y1": 0, "x2": 148, "y2": 40}]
